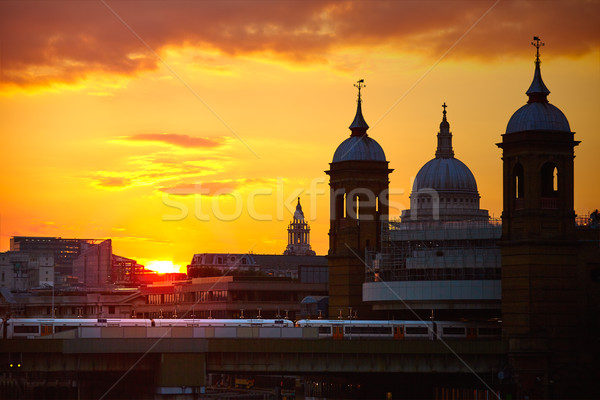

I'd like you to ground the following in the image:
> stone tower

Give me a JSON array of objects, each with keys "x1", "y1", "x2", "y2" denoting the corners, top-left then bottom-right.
[
  {"x1": 326, "y1": 80, "x2": 392, "y2": 319},
  {"x1": 497, "y1": 37, "x2": 594, "y2": 399}
]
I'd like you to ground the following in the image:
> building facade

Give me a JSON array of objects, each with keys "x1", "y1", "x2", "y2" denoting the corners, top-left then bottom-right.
[
  {"x1": 137, "y1": 276, "x2": 328, "y2": 320},
  {"x1": 187, "y1": 253, "x2": 326, "y2": 280},
  {"x1": 10, "y1": 236, "x2": 97, "y2": 281},
  {"x1": 0, "y1": 252, "x2": 54, "y2": 292},
  {"x1": 72, "y1": 239, "x2": 113, "y2": 288}
]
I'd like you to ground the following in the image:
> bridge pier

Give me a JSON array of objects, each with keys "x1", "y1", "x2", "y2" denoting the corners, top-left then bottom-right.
[{"x1": 155, "y1": 353, "x2": 206, "y2": 399}]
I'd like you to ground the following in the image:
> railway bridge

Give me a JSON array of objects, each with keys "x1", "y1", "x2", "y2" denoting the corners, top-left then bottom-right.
[{"x1": 0, "y1": 327, "x2": 507, "y2": 399}]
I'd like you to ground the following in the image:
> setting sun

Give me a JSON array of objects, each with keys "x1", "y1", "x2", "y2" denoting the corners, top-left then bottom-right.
[{"x1": 144, "y1": 260, "x2": 183, "y2": 274}]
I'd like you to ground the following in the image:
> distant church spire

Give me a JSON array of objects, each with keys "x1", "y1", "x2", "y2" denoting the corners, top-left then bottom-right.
[
  {"x1": 526, "y1": 36, "x2": 550, "y2": 103},
  {"x1": 349, "y1": 79, "x2": 369, "y2": 136},
  {"x1": 435, "y1": 102, "x2": 454, "y2": 159},
  {"x1": 284, "y1": 198, "x2": 316, "y2": 256}
]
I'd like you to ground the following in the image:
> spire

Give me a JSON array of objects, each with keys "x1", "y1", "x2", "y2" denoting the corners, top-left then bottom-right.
[
  {"x1": 435, "y1": 102, "x2": 454, "y2": 159},
  {"x1": 526, "y1": 36, "x2": 550, "y2": 103},
  {"x1": 349, "y1": 79, "x2": 369, "y2": 136},
  {"x1": 293, "y1": 197, "x2": 305, "y2": 221}
]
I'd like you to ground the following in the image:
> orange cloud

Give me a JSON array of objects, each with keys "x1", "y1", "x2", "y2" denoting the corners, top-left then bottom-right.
[
  {"x1": 125, "y1": 133, "x2": 224, "y2": 148},
  {"x1": 95, "y1": 176, "x2": 133, "y2": 189},
  {"x1": 1, "y1": 1, "x2": 597, "y2": 89},
  {"x1": 160, "y1": 178, "x2": 270, "y2": 197}
]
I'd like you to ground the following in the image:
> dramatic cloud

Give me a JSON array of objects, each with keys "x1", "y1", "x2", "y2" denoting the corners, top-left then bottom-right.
[
  {"x1": 160, "y1": 178, "x2": 271, "y2": 196},
  {"x1": 90, "y1": 154, "x2": 224, "y2": 190},
  {"x1": 124, "y1": 133, "x2": 225, "y2": 148},
  {"x1": 1, "y1": 1, "x2": 597, "y2": 88}
]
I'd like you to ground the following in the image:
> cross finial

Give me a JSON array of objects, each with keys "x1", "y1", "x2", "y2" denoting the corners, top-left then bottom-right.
[
  {"x1": 442, "y1": 102, "x2": 447, "y2": 118},
  {"x1": 354, "y1": 79, "x2": 365, "y2": 103},
  {"x1": 531, "y1": 36, "x2": 544, "y2": 63}
]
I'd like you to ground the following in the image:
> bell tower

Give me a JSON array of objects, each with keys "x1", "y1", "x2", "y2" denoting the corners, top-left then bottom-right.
[
  {"x1": 497, "y1": 37, "x2": 582, "y2": 398},
  {"x1": 326, "y1": 80, "x2": 392, "y2": 319},
  {"x1": 284, "y1": 198, "x2": 316, "y2": 256}
]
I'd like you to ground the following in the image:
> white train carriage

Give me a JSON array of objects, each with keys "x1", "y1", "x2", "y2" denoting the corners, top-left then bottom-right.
[
  {"x1": 3, "y1": 318, "x2": 110, "y2": 338},
  {"x1": 0, "y1": 318, "x2": 295, "y2": 339},
  {"x1": 296, "y1": 320, "x2": 501, "y2": 340},
  {"x1": 295, "y1": 320, "x2": 434, "y2": 340},
  {"x1": 151, "y1": 318, "x2": 294, "y2": 328}
]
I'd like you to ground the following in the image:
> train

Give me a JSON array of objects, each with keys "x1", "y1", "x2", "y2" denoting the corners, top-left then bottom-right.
[
  {"x1": 0, "y1": 318, "x2": 293, "y2": 339},
  {"x1": 294, "y1": 319, "x2": 501, "y2": 340},
  {"x1": 0, "y1": 318, "x2": 500, "y2": 340}
]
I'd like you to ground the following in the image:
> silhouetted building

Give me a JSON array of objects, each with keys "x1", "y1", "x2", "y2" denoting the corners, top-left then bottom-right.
[
  {"x1": 187, "y1": 253, "x2": 326, "y2": 280},
  {"x1": 363, "y1": 106, "x2": 501, "y2": 320},
  {"x1": 112, "y1": 255, "x2": 159, "y2": 285},
  {"x1": 72, "y1": 239, "x2": 112, "y2": 288},
  {"x1": 497, "y1": 38, "x2": 599, "y2": 399},
  {"x1": 10, "y1": 236, "x2": 97, "y2": 281},
  {"x1": 326, "y1": 81, "x2": 392, "y2": 319},
  {"x1": 401, "y1": 103, "x2": 489, "y2": 222}
]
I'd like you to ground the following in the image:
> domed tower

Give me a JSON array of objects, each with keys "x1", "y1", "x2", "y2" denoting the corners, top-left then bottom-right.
[
  {"x1": 497, "y1": 37, "x2": 581, "y2": 399},
  {"x1": 326, "y1": 80, "x2": 392, "y2": 319},
  {"x1": 284, "y1": 198, "x2": 316, "y2": 256},
  {"x1": 499, "y1": 38, "x2": 577, "y2": 241},
  {"x1": 402, "y1": 104, "x2": 489, "y2": 222}
]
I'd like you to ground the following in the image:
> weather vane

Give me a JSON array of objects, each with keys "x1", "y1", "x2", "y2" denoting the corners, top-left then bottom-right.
[
  {"x1": 531, "y1": 36, "x2": 544, "y2": 62},
  {"x1": 354, "y1": 79, "x2": 365, "y2": 103}
]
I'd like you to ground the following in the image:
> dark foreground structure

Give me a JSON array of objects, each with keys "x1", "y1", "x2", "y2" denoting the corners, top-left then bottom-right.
[
  {"x1": 0, "y1": 329, "x2": 505, "y2": 400},
  {"x1": 497, "y1": 39, "x2": 600, "y2": 399}
]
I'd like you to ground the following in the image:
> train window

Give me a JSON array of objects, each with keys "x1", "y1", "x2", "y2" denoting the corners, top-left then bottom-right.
[
  {"x1": 318, "y1": 326, "x2": 331, "y2": 334},
  {"x1": 442, "y1": 327, "x2": 466, "y2": 335},
  {"x1": 405, "y1": 326, "x2": 429, "y2": 335},
  {"x1": 55, "y1": 325, "x2": 78, "y2": 333},
  {"x1": 478, "y1": 327, "x2": 501, "y2": 336},
  {"x1": 14, "y1": 325, "x2": 39, "y2": 334},
  {"x1": 344, "y1": 326, "x2": 392, "y2": 335}
]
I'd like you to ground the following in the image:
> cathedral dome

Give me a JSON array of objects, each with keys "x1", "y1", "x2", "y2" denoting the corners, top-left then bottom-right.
[
  {"x1": 332, "y1": 136, "x2": 386, "y2": 163},
  {"x1": 332, "y1": 80, "x2": 387, "y2": 164},
  {"x1": 412, "y1": 103, "x2": 478, "y2": 194},
  {"x1": 401, "y1": 104, "x2": 489, "y2": 223},
  {"x1": 413, "y1": 157, "x2": 478, "y2": 194},
  {"x1": 506, "y1": 43, "x2": 571, "y2": 134}
]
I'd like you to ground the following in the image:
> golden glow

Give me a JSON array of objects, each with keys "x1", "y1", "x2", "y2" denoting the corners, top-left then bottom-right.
[{"x1": 0, "y1": 2, "x2": 598, "y2": 269}]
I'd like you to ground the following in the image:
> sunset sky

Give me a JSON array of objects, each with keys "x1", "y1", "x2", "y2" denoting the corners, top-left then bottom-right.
[{"x1": 1, "y1": 1, "x2": 598, "y2": 273}]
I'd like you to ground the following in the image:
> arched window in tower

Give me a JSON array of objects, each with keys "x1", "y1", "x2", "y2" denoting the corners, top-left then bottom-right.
[
  {"x1": 541, "y1": 162, "x2": 559, "y2": 209},
  {"x1": 513, "y1": 163, "x2": 524, "y2": 199},
  {"x1": 343, "y1": 193, "x2": 347, "y2": 218},
  {"x1": 541, "y1": 162, "x2": 559, "y2": 197},
  {"x1": 356, "y1": 194, "x2": 360, "y2": 219}
]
